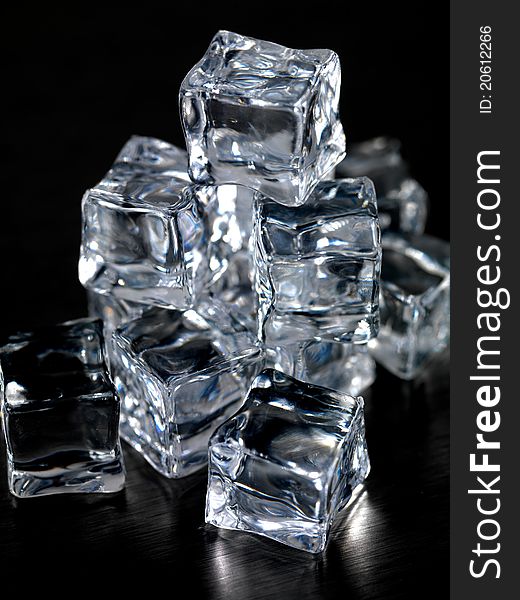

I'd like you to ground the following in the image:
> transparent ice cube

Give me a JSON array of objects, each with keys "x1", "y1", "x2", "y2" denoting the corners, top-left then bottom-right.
[
  {"x1": 368, "y1": 233, "x2": 450, "y2": 379},
  {"x1": 78, "y1": 136, "x2": 208, "y2": 309},
  {"x1": 110, "y1": 301, "x2": 262, "y2": 478},
  {"x1": 0, "y1": 318, "x2": 125, "y2": 498},
  {"x1": 268, "y1": 341, "x2": 375, "y2": 396},
  {"x1": 206, "y1": 369, "x2": 370, "y2": 553},
  {"x1": 336, "y1": 137, "x2": 427, "y2": 235},
  {"x1": 254, "y1": 178, "x2": 381, "y2": 344},
  {"x1": 180, "y1": 30, "x2": 346, "y2": 206}
]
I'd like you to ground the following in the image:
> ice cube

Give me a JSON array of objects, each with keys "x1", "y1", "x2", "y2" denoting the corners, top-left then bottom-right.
[
  {"x1": 110, "y1": 301, "x2": 262, "y2": 478},
  {"x1": 180, "y1": 30, "x2": 346, "y2": 206},
  {"x1": 368, "y1": 233, "x2": 450, "y2": 379},
  {"x1": 78, "y1": 136, "x2": 208, "y2": 309},
  {"x1": 254, "y1": 178, "x2": 381, "y2": 344},
  {"x1": 0, "y1": 318, "x2": 125, "y2": 498},
  {"x1": 205, "y1": 369, "x2": 370, "y2": 553}
]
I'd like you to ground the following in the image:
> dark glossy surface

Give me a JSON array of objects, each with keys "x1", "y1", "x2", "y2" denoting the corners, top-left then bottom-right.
[{"x1": 0, "y1": 6, "x2": 448, "y2": 597}]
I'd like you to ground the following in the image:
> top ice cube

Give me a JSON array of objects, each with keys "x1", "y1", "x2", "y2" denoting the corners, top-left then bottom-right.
[{"x1": 180, "y1": 31, "x2": 346, "y2": 206}]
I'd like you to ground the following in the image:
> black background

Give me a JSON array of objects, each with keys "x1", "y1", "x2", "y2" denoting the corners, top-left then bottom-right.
[{"x1": 0, "y1": 6, "x2": 449, "y2": 598}]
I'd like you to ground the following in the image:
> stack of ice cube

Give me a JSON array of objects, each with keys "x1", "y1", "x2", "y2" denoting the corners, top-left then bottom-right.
[{"x1": 0, "y1": 30, "x2": 450, "y2": 553}]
